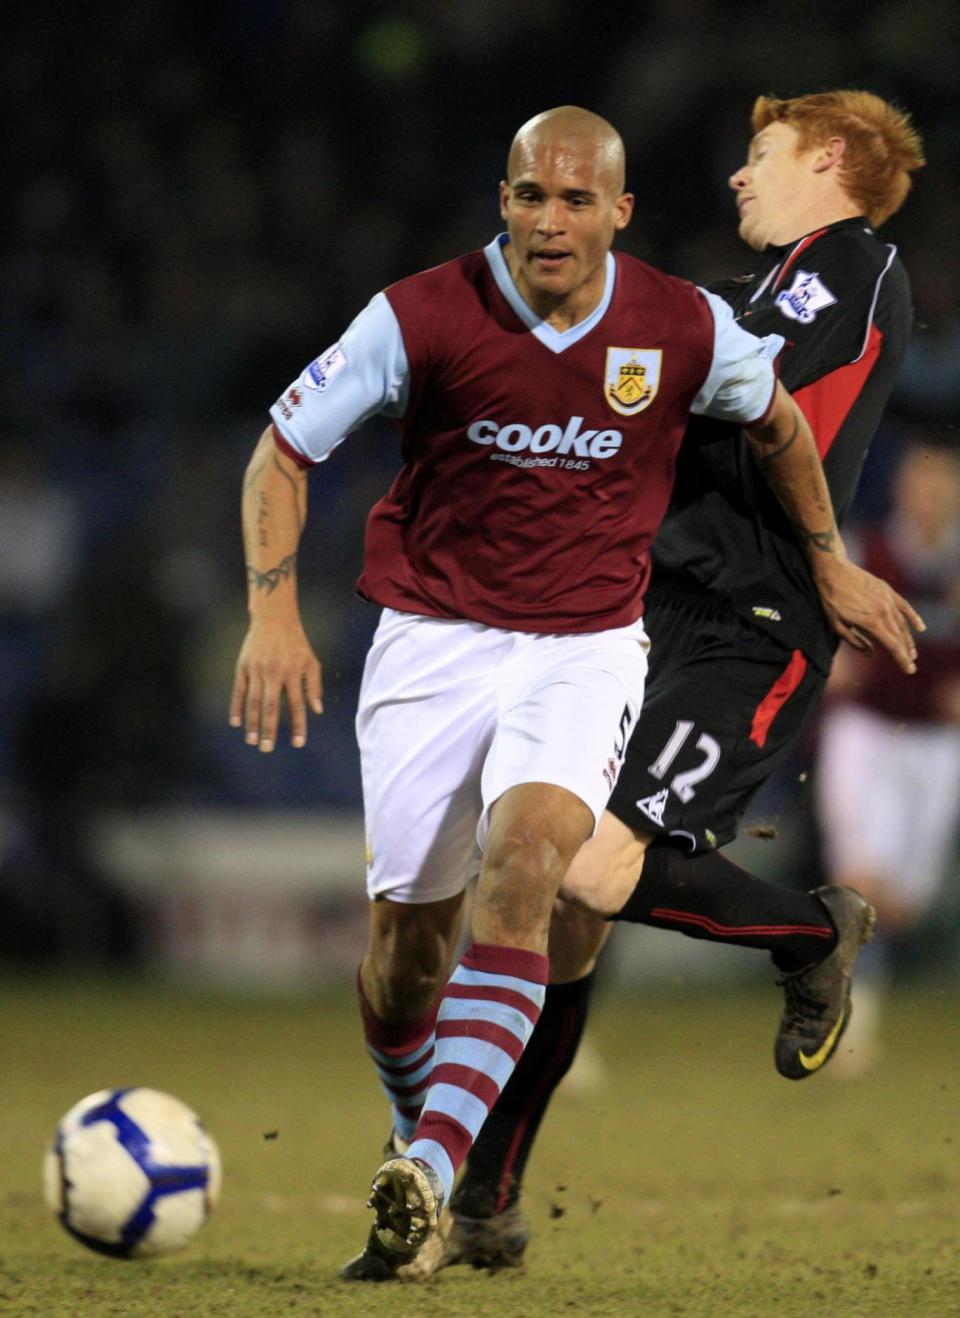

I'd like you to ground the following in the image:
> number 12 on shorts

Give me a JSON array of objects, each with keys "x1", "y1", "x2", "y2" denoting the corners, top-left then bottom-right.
[{"x1": 647, "y1": 719, "x2": 721, "y2": 803}]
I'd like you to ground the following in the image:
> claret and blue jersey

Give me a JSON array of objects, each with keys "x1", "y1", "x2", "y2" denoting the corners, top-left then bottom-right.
[{"x1": 270, "y1": 234, "x2": 782, "y2": 635}]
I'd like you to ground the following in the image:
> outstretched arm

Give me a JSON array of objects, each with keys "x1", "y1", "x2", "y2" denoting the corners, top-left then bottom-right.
[
  {"x1": 229, "y1": 426, "x2": 323, "y2": 752},
  {"x1": 744, "y1": 382, "x2": 924, "y2": 673}
]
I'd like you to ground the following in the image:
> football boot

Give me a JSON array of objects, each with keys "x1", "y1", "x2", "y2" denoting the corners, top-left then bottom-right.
[{"x1": 774, "y1": 885, "x2": 875, "y2": 1079}]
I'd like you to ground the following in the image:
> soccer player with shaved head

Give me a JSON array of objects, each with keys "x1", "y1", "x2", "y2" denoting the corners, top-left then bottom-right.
[{"x1": 229, "y1": 101, "x2": 922, "y2": 1279}]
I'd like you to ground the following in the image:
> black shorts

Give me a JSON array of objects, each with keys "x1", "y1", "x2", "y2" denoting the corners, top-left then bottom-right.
[{"x1": 607, "y1": 588, "x2": 827, "y2": 852}]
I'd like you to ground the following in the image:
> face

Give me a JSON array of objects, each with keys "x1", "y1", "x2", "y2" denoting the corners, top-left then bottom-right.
[
  {"x1": 499, "y1": 134, "x2": 633, "y2": 321},
  {"x1": 728, "y1": 121, "x2": 819, "y2": 251}
]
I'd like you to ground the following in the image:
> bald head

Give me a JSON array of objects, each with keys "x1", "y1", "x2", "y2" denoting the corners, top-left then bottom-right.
[
  {"x1": 508, "y1": 106, "x2": 626, "y2": 196},
  {"x1": 499, "y1": 104, "x2": 633, "y2": 328}
]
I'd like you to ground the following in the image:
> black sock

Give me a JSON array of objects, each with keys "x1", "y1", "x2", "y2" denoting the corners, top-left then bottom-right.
[
  {"x1": 451, "y1": 972, "x2": 594, "y2": 1218},
  {"x1": 615, "y1": 843, "x2": 837, "y2": 971}
]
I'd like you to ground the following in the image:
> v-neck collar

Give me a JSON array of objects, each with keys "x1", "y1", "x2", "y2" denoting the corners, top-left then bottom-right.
[{"x1": 484, "y1": 234, "x2": 616, "y2": 355}]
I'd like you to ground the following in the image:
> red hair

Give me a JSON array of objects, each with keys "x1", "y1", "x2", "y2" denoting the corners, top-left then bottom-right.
[{"x1": 752, "y1": 91, "x2": 925, "y2": 227}]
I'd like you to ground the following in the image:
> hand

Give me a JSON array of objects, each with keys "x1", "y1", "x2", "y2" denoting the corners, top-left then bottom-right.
[
  {"x1": 811, "y1": 557, "x2": 925, "y2": 674},
  {"x1": 229, "y1": 617, "x2": 323, "y2": 752}
]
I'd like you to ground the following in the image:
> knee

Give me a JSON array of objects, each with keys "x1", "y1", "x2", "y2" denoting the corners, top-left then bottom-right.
[
  {"x1": 362, "y1": 901, "x2": 460, "y2": 1020},
  {"x1": 477, "y1": 830, "x2": 569, "y2": 941},
  {"x1": 482, "y1": 787, "x2": 593, "y2": 894},
  {"x1": 474, "y1": 785, "x2": 595, "y2": 948},
  {"x1": 363, "y1": 938, "x2": 446, "y2": 1021}
]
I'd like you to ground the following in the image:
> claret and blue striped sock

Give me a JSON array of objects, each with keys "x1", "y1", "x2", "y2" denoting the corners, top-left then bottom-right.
[
  {"x1": 453, "y1": 971, "x2": 596, "y2": 1217},
  {"x1": 357, "y1": 970, "x2": 439, "y2": 1144},
  {"x1": 405, "y1": 941, "x2": 549, "y2": 1204}
]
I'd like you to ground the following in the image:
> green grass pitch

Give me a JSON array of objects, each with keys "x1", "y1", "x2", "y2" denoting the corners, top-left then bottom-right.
[{"x1": 1, "y1": 975, "x2": 958, "y2": 1315}]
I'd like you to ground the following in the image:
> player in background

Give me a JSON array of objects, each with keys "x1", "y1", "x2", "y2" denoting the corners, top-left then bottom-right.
[
  {"x1": 423, "y1": 91, "x2": 927, "y2": 1276},
  {"x1": 230, "y1": 105, "x2": 920, "y2": 1280},
  {"x1": 815, "y1": 434, "x2": 960, "y2": 1075}
]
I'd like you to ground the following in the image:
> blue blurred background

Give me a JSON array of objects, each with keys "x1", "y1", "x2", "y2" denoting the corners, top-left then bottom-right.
[{"x1": 2, "y1": 0, "x2": 958, "y2": 986}]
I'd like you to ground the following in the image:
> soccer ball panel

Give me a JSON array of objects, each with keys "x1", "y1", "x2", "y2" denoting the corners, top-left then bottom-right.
[
  {"x1": 139, "y1": 1187, "x2": 211, "y2": 1257},
  {"x1": 44, "y1": 1087, "x2": 219, "y2": 1258},
  {"x1": 121, "y1": 1089, "x2": 208, "y2": 1165},
  {"x1": 47, "y1": 1122, "x2": 150, "y2": 1246}
]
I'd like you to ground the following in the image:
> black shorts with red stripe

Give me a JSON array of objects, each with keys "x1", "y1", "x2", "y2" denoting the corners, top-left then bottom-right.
[{"x1": 608, "y1": 586, "x2": 825, "y2": 853}]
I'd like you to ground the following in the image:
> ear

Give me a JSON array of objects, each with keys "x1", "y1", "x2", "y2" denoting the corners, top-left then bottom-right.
[
  {"x1": 812, "y1": 136, "x2": 846, "y2": 175},
  {"x1": 614, "y1": 192, "x2": 635, "y2": 231},
  {"x1": 499, "y1": 180, "x2": 510, "y2": 220}
]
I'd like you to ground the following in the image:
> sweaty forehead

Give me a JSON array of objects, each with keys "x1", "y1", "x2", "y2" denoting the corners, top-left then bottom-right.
[{"x1": 508, "y1": 132, "x2": 623, "y2": 192}]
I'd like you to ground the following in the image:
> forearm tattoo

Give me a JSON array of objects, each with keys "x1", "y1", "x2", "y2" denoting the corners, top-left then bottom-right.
[
  {"x1": 753, "y1": 412, "x2": 838, "y2": 555},
  {"x1": 755, "y1": 413, "x2": 799, "y2": 471},
  {"x1": 796, "y1": 526, "x2": 839, "y2": 554},
  {"x1": 242, "y1": 455, "x2": 268, "y2": 494},
  {"x1": 243, "y1": 442, "x2": 307, "y2": 586},
  {"x1": 247, "y1": 553, "x2": 297, "y2": 593}
]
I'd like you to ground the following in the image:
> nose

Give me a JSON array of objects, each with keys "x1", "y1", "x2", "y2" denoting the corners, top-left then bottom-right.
[
  {"x1": 728, "y1": 164, "x2": 750, "y2": 190},
  {"x1": 536, "y1": 198, "x2": 566, "y2": 233}
]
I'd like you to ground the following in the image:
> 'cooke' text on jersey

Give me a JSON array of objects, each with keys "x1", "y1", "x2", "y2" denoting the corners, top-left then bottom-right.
[{"x1": 467, "y1": 416, "x2": 623, "y2": 459}]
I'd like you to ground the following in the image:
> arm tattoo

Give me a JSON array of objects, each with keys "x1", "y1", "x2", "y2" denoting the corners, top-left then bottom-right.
[
  {"x1": 247, "y1": 553, "x2": 297, "y2": 593},
  {"x1": 272, "y1": 452, "x2": 306, "y2": 533},
  {"x1": 755, "y1": 414, "x2": 799, "y2": 471},
  {"x1": 796, "y1": 526, "x2": 839, "y2": 554},
  {"x1": 242, "y1": 455, "x2": 268, "y2": 494},
  {"x1": 751, "y1": 411, "x2": 838, "y2": 553}
]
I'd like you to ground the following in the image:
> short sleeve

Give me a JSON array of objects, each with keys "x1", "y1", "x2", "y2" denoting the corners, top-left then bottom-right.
[
  {"x1": 690, "y1": 288, "x2": 783, "y2": 425},
  {"x1": 269, "y1": 292, "x2": 410, "y2": 465}
]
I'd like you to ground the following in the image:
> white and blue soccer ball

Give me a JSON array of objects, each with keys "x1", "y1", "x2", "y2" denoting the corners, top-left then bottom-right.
[{"x1": 43, "y1": 1087, "x2": 221, "y2": 1258}]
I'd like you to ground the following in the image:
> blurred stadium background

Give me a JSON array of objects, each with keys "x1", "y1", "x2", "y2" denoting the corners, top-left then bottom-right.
[{"x1": 2, "y1": 0, "x2": 957, "y2": 992}]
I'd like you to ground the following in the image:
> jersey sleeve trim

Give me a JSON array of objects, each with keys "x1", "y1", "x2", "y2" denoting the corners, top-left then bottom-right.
[
  {"x1": 272, "y1": 422, "x2": 313, "y2": 468},
  {"x1": 691, "y1": 288, "x2": 783, "y2": 423},
  {"x1": 850, "y1": 243, "x2": 897, "y2": 363},
  {"x1": 740, "y1": 373, "x2": 779, "y2": 428}
]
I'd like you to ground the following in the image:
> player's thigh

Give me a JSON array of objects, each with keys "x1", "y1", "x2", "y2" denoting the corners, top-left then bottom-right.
[
  {"x1": 561, "y1": 810, "x2": 650, "y2": 916},
  {"x1": 479, "y1": 618, "x2": 650, "y2": 851},
  {"x1": 607, "y1": 629, "x2": 825, "y2": 852},
  {"x1": 357, "y1": 609, "x2": 502, "y2": 903}
]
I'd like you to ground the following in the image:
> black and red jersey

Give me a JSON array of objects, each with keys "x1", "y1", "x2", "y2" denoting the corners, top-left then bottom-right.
[{"x1": 652, "y1": 216, "x2": 912, "y2": 672}]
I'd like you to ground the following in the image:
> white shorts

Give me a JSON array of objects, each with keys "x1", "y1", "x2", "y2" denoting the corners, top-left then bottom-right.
[
  {"x1": 817, "y1": 702, "x2": 960, "y2": 912},
  {"x1": 357, "y1": 608, "x2": 649, "y2": 903}
]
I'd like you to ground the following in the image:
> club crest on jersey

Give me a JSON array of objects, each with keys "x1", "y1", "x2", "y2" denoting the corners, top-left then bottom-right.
[
  {"x1": 605, "y1": 348, "x2": 662, "y2": 416},
  {"x1": 775, "y1": 269, "x2": 837, "y2": 324}
]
